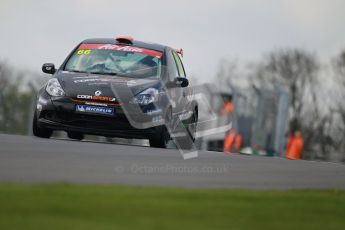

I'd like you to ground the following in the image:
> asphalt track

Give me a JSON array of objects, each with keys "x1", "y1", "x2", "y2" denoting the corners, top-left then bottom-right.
[{"x1": 0, "y1": 134, "x2": 344, "y2": 189}]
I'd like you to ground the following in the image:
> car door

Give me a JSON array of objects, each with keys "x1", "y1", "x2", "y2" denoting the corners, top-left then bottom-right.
[
  {"x1": 172, "y1": 50, "x2": 190, "y2": 117},
  {"x1": 165, "y1": 50, "x2": 184, "y2": 115}
]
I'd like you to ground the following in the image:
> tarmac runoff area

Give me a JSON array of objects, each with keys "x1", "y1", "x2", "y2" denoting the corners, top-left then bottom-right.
[{"x1": 0, "y1": 134, "x2": 345, "y2": 189}]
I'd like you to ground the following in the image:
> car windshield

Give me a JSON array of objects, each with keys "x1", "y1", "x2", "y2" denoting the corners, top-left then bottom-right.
[{"x1": 64, "y1": 43, "x2": 162, "y2": 78}]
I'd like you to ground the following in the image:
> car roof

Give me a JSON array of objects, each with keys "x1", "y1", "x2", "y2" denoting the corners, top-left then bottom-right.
[{"x1": 82, "y1": 38, "x2": 167, "y2": 52}]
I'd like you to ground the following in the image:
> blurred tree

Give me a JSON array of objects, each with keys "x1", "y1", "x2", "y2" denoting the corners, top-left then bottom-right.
[
  {"x1": 332, "y1": 50, "x2": 345, "y2": 161},
  {"x1": 333, "y1": 50, "x2": 345, "y2": 114},
  {"x1": 213, "y1": 49, "x2": 343, "y2": 161},
  {"x1": 249, "y1": 49, "x2": 339, "y2": 159},
  {"x1": 252, "y1": 49, "x2": 320, "y2": 130},
  {"x1": 215, "y1": 58, "x2": 238, "y2": 89},
  {"x1": 0, "y1": 61, "x2": 34, "y2": 134}
]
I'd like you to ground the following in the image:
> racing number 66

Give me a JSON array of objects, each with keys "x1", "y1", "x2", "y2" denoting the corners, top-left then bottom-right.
[{"x1": 77, "y1": 49, "x2": 91, "y2": 55}]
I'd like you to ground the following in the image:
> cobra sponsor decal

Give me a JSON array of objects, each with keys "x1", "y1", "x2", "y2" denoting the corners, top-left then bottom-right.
[
  {"x1": 74, "y1": 78, "x2": 111, "y2": 84},
  {"x1": 77, "y1": 95, "x2": 116, "y2": 102},
  {"x1": 73, "y1": 77, "x2": 129, "y2": 84}
]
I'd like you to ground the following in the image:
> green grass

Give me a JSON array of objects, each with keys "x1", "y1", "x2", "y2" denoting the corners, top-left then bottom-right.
[{"x1": 0, "y1": 185, "x2": 344, "y2": 230}]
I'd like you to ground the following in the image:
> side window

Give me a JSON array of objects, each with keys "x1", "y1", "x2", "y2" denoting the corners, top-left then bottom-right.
[
  {"x1": 167, "y1": 51, "x2": 179, "y2": 81},
  {"x1": 172, "y1": 51, "x2": 186, "y2": 77}
]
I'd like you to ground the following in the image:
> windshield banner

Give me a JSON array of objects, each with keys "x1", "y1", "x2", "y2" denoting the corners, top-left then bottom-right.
[{"x1": 78, "y1": 43, "x2": 163, "y2": 58}]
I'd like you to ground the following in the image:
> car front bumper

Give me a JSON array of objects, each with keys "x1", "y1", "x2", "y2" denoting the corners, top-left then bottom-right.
[{"x1": 36, "y1": 92, "x2": 165, "y2": 139}]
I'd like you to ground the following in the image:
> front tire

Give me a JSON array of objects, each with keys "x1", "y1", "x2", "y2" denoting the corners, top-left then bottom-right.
[
  {"x1": 149, "y1": 107, "x2": 172, "y2": 148},
  {"x1": 32, "y1": 112, "x2": 53, "y2": 138},
  {"x1": 149, "y1": 126, "x2": 170, "y2": 148}
]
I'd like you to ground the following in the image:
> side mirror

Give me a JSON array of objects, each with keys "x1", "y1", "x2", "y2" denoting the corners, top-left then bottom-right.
[
  {"x1": 42, "y1": 63, "x2": 56, "y2": 75},
  {"x1": 174, "y1": 77, "x2": 189, "y2": 88}
]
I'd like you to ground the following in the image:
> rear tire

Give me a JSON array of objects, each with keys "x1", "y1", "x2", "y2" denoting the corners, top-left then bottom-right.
[
  {"x1": 67, "y1": 132, "x2": 84, "y2": 140},
  {"x1": 32, "y1": 112, "x2": 52, "y2": 138}
]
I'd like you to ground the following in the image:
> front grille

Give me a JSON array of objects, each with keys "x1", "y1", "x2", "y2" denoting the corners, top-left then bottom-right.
[{"x1": 42, "y1": 111, "x2": 135, "y2": 130}]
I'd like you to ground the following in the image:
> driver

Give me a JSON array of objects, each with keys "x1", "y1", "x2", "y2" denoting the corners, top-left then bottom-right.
[
  {"x1": 86, "y1": 51, "x2": 124, "y2": 73},
  {"x1": 137, "y1": 56, "x2": 158, "y2": 76}
]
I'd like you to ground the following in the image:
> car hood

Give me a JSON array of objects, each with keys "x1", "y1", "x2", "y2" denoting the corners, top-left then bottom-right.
[{"x1": 56, "y1": 71, "x2": 162, "y2": 99}]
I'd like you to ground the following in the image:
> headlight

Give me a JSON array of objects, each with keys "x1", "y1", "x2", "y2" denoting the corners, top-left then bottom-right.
[
  {"x1": 46, "y1": 78, "x2": 65, "y2": 96},
  {"x1": 131, "y1": 88, "x2": 158, "y2": 105}
]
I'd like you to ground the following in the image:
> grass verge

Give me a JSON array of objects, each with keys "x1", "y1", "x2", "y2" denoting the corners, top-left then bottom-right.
[{"x1": 0, "y1": 184, "x2": 344, "y2": 230}]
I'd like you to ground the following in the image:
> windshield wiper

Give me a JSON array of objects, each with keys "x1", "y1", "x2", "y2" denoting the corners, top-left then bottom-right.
[
  {"x1": 66, "y1": 69, "x2": 88, "y2": 74},
  {"x1": 89, "y1": 72, "x2": 118, "y2": 76}
]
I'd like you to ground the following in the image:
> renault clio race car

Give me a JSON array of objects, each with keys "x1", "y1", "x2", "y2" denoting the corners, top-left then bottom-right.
[{"x1": 33, "y1": 36, "x2": 198, "y2": 148}]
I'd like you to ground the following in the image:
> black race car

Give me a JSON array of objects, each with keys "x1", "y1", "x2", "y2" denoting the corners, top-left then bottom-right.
[{"x1": 33, "y1": 36, "x2": 198, "y2": 148}]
